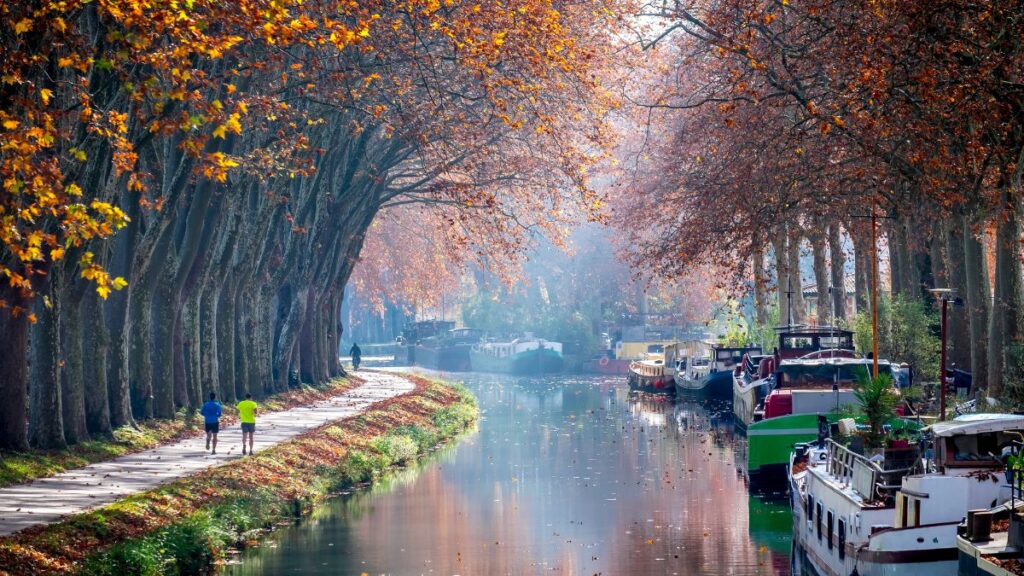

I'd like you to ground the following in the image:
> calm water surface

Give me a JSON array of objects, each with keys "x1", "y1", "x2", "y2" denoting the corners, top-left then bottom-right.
[{"x1": 224, "y1": 373, "x2": 792, "y2": 575}]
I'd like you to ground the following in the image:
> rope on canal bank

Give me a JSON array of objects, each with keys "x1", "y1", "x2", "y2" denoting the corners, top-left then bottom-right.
[{"x1": 0, "y1": 373, "x2": 478, "y2": 575}]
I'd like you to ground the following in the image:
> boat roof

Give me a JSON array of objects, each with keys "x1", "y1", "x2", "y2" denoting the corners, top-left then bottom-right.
[
  {"x1": 927, "y1": 413, "x2": 1024, "y2": 437},
  {"x1": 781, "y1": 357, "x2": 891, "y2": 367},
  {"x1": 775, "y1": 324, "x2": 853, "y2": 336}
]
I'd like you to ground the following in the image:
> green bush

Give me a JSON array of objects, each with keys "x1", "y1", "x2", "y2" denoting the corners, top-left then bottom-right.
[
  {"x1": 853, "y1": 294, "x2": 940, "y2": 381},
  {"x1": 337, "y1": 450, "x2": 376, "y2": 486},
  {"x1": 432, "y1": 404, "x2": 477, "y2": 436},
  {"x1": 371, "y1": 434, "x2": 419, "y2": 466},
  {"x1": 392, "y1": 425, "x2": 438, "y2": 452},
  {"x1": 81, "y1": 537, "x2": 168, "y2": 576}
]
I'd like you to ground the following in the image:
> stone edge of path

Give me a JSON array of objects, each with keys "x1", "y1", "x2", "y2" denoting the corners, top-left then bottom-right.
[{"x1": 0, "y1": 371, "x2": 415, "y2": 537}]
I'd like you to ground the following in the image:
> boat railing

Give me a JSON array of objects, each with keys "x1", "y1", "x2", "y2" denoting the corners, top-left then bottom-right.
[{"x1": 825, "y1": 439, "x2": 920, "y2": 503}]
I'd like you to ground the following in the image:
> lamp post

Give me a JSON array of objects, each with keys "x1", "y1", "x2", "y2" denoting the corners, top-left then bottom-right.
[{"x1": 930, "y1": 288, "x2": 954, "y2": 421}]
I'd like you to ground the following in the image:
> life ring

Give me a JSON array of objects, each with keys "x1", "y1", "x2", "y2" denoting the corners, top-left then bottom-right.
[{"x1": 599, "y1": 356, "x2": 610, "y2": 366}]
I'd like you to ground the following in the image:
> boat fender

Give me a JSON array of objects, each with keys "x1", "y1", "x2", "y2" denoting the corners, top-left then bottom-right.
[{"x1": 599, "y1": 356, "x2": 609, "y2": 366}]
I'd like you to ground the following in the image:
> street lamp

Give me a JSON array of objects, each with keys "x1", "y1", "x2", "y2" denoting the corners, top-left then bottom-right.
[{"x1": 929, "y1": 288, "x2": 962, "y2": 421}]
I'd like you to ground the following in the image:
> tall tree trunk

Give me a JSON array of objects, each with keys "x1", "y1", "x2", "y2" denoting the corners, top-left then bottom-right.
[
  {"x1": 0, "y1": 307, "x2": 30, "y2": 450},
  {"x1": 128, "y1": 281, "x2": 155, "y2": 419},
  {"x1": 105, "y1": 185, "x2": 139, "y2": 429},
  {"x1": 888, "y1": 222, "x2": 905, "y2": 300},
  {"x1": 180, "y1": 288, "x2": 202, "y2": 406},
  {"x1": 943, "y1": 216, "x2": 971, "y2": 371},
  {"x1": 852, "y1": 232, "x2": 870, "y2": 316},
  {"x1": 106, "y1": 285, "x2": 135, "y2": 429},
  {"x1": 173, "y1": 309, "x2": 190, "y2": 409},
  {"x1": 273, "y1": 286, "x2": 308, "y2": 389},
  {"x1": 299, "y1": 287, "x2": 318, "y2": 383},
  {"x1": 987, "y1": 186, "x2": 1024, "y2": 397},
  {"x1": 150, "y1": 270, "x2": 178, "y2": 418},
  {"x1": 771, "y1": 228, "x2": 791, "y2": 327},
  {"x1": 827, "y1": 223, "x2": 847, "y2": 322},
  {"x1": 963, "y1": 211, "x2": 991, "y2": 392},
  {"x1": 752, "y1": 243, "x2": 769, "y2": 326},
  {"x1": 810, "y1": 228, "x2": 830, "y2": 326},
  {"x1": 216, "y1": 283, "x2": 237, "y2": 401},
  {"x1": 29, "y1": 291, "x2": 65, "y2": 449},
  {"x1": 83, "y1": 293, "x2": 112, "y2": 435},
  {"x1": 787, "y1": 228, "x2": 808, "y2": 324},
  {"x1": 61, "y1": 302, "x2": 89, "y2": 444}
]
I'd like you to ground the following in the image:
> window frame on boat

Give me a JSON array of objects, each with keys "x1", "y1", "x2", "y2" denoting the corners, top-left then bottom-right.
[
  {"x1": 806, "y1": 494, "x2": 814, "y2": 527},
  {"x1": 816, "y1": 501, "x2": 823, "y2": 542},
  {"x1": 826, "y1": 509, "x2": 834, "y2": 551},
  {"x1": 837, "y1": 518, "x2": 847, "y2": 560}
]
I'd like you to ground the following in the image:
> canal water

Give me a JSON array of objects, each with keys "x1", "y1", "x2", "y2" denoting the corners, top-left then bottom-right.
[{"x1": 223, "y1": 373, "x2": 792, "y2": 575}]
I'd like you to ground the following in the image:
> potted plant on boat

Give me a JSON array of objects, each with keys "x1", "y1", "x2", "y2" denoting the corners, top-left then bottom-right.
[{"x1": 854, "y1": 373, "x2": 899, "y2": 453}]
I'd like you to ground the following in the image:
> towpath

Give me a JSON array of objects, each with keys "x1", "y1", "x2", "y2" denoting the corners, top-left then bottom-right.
[{"x1": 0, "y1": 371, "x2": 414, "y2": 536}]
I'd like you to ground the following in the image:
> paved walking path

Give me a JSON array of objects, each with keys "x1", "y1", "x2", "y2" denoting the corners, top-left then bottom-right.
[{"x1": 0, "y1": 371, "x2": 414, "y2": 536}]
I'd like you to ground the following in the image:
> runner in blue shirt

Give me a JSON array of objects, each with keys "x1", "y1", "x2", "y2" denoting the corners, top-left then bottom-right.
[{"x1": 200, "y1": 392, "x2": 223, "y2": 455}]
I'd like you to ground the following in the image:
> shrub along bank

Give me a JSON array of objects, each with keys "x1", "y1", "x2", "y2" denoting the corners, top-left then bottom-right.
[
  {"x1": 0, "y1": 375, "x2": 477, "y2": 576},
  {"x1": 0, "y1": 377, "x2": 363, "y2": 488}
]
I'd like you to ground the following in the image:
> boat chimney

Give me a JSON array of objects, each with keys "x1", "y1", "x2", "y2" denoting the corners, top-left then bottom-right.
[{"x1": 965, "y1": 509, "x2": 994, "y2": 542}]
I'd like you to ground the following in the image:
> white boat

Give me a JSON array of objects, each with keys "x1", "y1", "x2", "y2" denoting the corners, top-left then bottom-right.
[
  {"x1": 790, "y1": 413, "x2": 1024, "y2": 576},
  {"x1": 675, "y1": 344, "x2": 760, "y2": 400}
]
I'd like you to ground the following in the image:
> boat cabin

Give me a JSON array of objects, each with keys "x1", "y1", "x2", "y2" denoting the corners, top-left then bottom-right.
[
  {"x1": 401, "y1": 320, "x2": 456, "y2": 345},
  {"x1": 664, "y1": 340, "x2": 712, "y2": 377},
  {"x1": 615, "y1": 340, "x2": 679, "y2": 361},
  {"x1": 775, "y1": 325, "x2": 855, "y2": 360},
  {"x1": 763, "y1": 358, "x2": 896, "y2": 418},
  {"x1": 926, "y1": 414, "x2": 1024, "y2": 472},
  {"x1": 889, "y1": 414, "x2": 1024, "y2": 532},
  {"x1": 711, "y1": 346, "x2": 762, "y2": 372},
  {"x1": 475, "y1": 338, "x2": 564, "y2": 358},
  {"x1": 446, "y1": 328, "x2": 484, "y2": 345}
]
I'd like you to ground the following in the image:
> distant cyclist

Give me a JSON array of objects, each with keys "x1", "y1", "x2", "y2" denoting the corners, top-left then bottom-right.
[
  {"x1": 200, "y1": 392, "x2": 223, "y2": 455},
  {"x1": 350, "y1": 342, "x2": 362, "y2": 370}
]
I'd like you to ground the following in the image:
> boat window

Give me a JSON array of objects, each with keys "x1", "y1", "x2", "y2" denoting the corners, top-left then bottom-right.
[
  {"x1": 647, "y1": 344, "x2": 664, "y2": 354},
  {"x1": 816, "y1": 502, "x2": 823, "y2": 541},
  {"x1": 826, "y1": 510, "x2": 834, "y2": 551},
  {"x1": 784, "y1": 336, "x2": 816, "y2": 350},
  {"x1": 806, "y1": 494, "x2": 814, "y2": 522},
  {"x1": 948, "y1": 433, "x2": 1001, "y2": 466},
  {"x1": 899, "y1": 493, "x2": 908, "y2": 528},
  {"x1": 837, "y1": 519, "x2": 846, "y2": 560},
  {"x1": 819, "y1": 335, "x2": 853, "y2": 349}
]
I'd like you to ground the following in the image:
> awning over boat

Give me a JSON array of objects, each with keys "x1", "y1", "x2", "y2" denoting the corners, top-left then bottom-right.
[{"x1": 927, "y1": 413, "x2": 1024, "y2": 437}]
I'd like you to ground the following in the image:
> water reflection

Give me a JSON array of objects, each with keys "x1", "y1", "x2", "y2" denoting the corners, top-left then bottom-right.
[{"x1": 225, "y1": 373, "x2": 791, "y2": 575}]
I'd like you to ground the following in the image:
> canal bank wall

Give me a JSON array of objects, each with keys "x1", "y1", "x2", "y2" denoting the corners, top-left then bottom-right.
[{"x1": 0, "y1": 375, "x2": 478, "y2": 576}]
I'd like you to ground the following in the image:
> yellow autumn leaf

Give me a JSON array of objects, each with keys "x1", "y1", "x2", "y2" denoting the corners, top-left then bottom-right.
[
  {"x1": 50, "y1": 247, "x2": 65, "y2": 260},
  {"x1": 14, "y1": 18, "x2": 32, "y2": 35},
  {"x1": 112, "y1": 277, "x2": 128, "y2": 290},
  {"x1": 225, "y1": 113, "x2": 242, "y2": 135},
  {"x1": 212, "y1": 124, "x2": 227, "y2": 139},
  {"x1": 40, "y1": 88, "x2": 53, "y2": 104},
  {"x1": 2, "y1": 120, "x2": 18, "y2": 130},
  {"x1": 96, "y1": 284, "x2": 111, "y2": 299}
]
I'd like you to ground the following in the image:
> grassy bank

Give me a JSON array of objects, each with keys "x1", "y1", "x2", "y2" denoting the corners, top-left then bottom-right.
[
  {"x1": 0, "y1": 378, "x2": 363, "y2": 489},
  {"x1": 0, "y1": 375, "x2": 477, "y2": 576}
]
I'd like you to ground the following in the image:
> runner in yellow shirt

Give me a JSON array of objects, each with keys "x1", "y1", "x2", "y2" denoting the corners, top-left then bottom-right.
[{"x1": 236, "y1": 393, "x2": 258, "y2": 455}]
